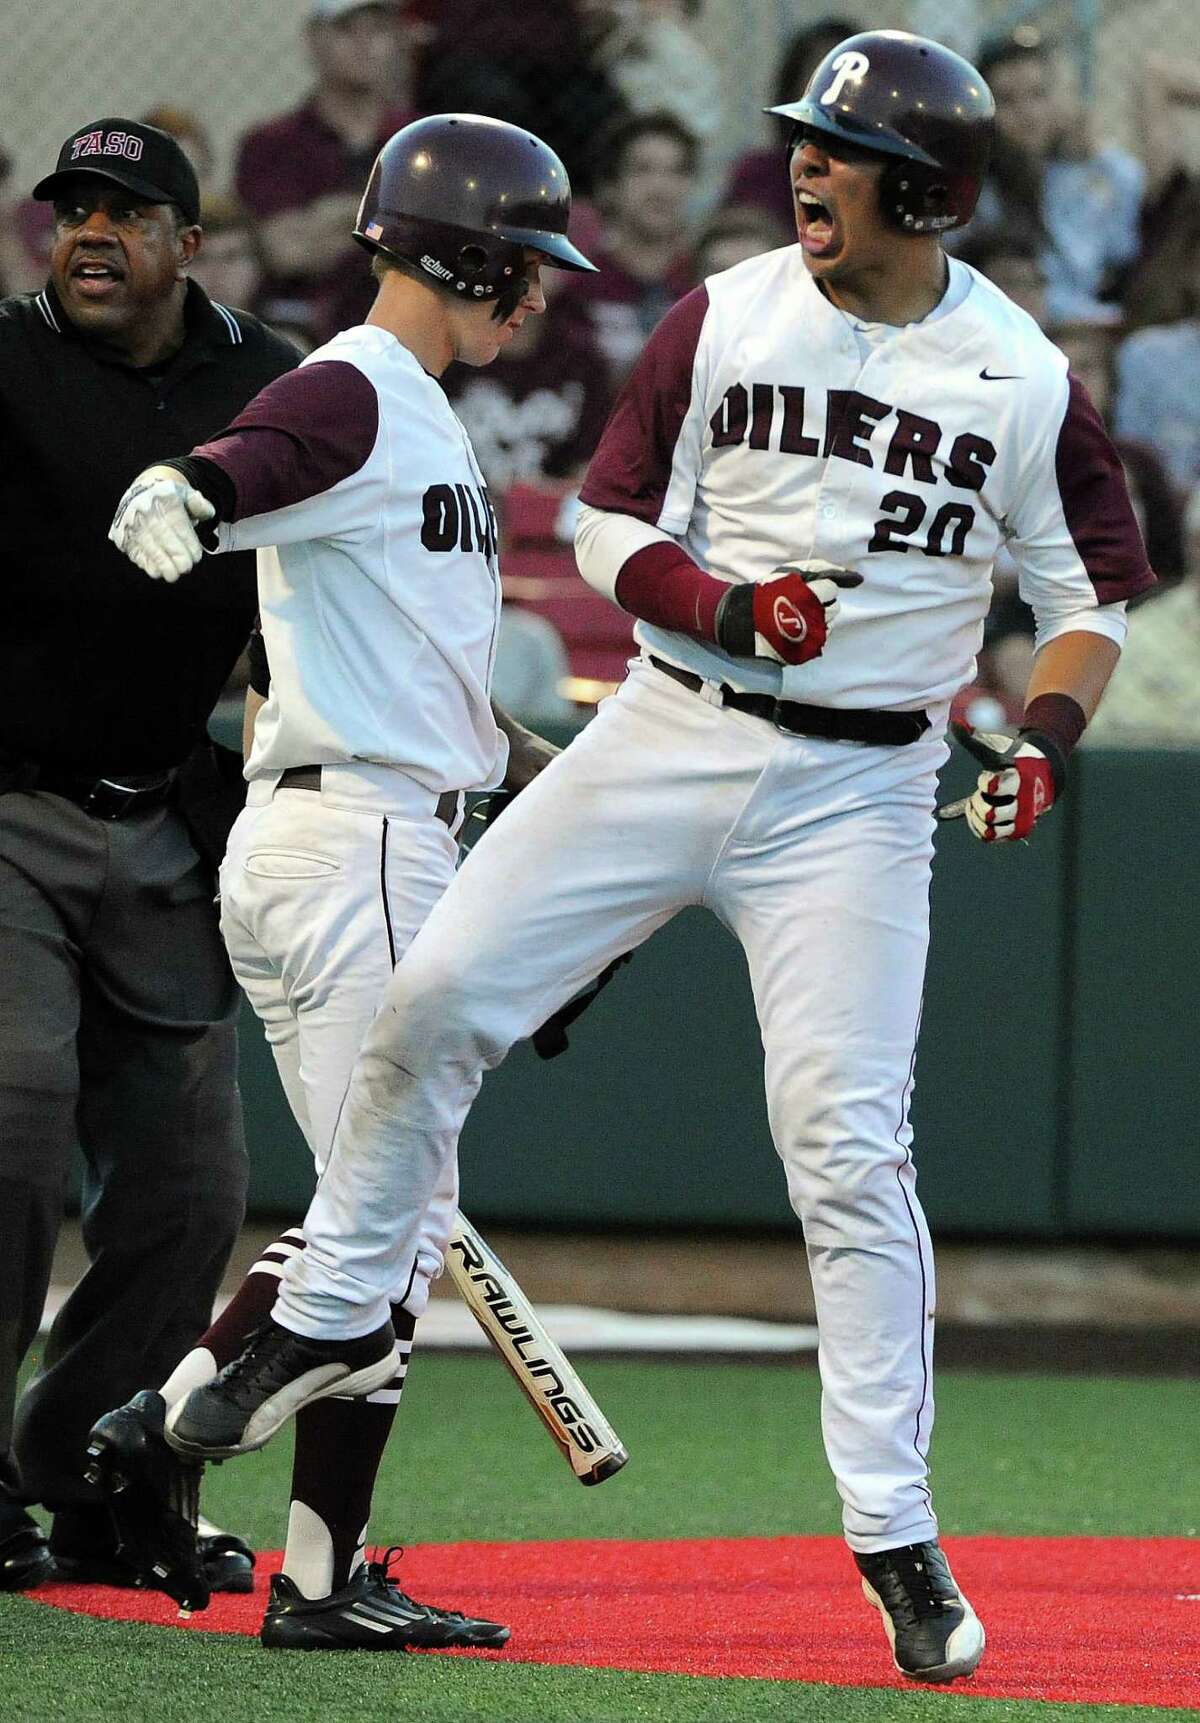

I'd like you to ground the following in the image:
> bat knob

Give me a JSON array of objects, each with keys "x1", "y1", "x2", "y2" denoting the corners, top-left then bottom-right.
[{"x1": 582, "y1": 1445, "x2": 629, "y2": 1485}]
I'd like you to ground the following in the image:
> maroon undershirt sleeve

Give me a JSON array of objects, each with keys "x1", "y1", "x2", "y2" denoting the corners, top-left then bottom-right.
[{"x1": 613, "y1": 541, "x2": 726, "y2": 642}]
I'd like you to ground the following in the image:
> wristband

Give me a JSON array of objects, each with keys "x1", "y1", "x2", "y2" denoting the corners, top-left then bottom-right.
[{"x1": 1018, "y1": 692, "x2": 1086, "y2": 797}]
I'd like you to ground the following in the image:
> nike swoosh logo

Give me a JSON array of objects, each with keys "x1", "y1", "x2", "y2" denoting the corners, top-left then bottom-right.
[{"x1": 979, "y1": 367, "x2": 1022, "y2": 381}]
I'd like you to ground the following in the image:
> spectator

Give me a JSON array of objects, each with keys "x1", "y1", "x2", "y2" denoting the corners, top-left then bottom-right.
[
  {"x1": 140, "y1": 107, "x2": 217, "y2": 206},
  {"x1": 979, "y1": 315, "x2": 1186, "y2": 715},
  {"x1": 0, "y1": 194, "x2": 51, "y2": 296},
  {"x1": 1084, "y1": 486, "x2": 1200, "y2": 746},
  {"x1": 188, "y1": 194, "x2": 265, "y2": 320},
  {"x1": 0, "y1": 137, "x2": 22, "y2": 295},
  {"x1": 951, "y1": 29, "x2": 1144, "y2": 325},
  {"x1": 1132, "y1": 54, "x2": 1200, "y2": 307},
  {"x1": 236, "y1": 0, "x2": 415, "y2": 343},
  {"x1": 957, "y1": 231, "x2": 1048, "y2": 325},
  {"x1": 1114, "y1": 197, "x2": 1200, "y2": 496},
  {"x1": 577, "y1": 1, "x2": 724, "y2": 211},
  {"x1": 1052, "y1": 320, "x2": 1184, "y2": 581},
  {"x1": 443, "y1": 285, "x2": 614, "y2": 491},
  {"x1": 412, "y1": 0, "x2": 625, "y2": 196},
  {"x1": 692, "y1": 204, "x2": 792, "y2": 281},
  {"x1": 557, "y1": 112, "x2": 697, "y2": 384},
  {"x1": 721, "y1": 17, "x2": 863, "y2": 232},
  {"x1": 493, "y1": 605, "x2": 575, "y2": 725}
]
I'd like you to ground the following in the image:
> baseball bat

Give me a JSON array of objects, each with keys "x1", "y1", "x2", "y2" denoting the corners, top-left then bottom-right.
[
  {"x1": 444, "y1": 1212, "x2": 629, "y2": 1486},
  {"x1": 937, "y1": 721, "x2": 1028, "y2": 822},
  {"x1": 935, "y1": 796, "x2": 969, "y2": 822}
]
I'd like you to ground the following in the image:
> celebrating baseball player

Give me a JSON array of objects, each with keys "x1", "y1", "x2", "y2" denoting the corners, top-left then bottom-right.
[
  {"x1": 151, "y1": 33, "x2": 1153, "y2": 1683},
  {"x1": 93, "y1": 113, "x2": 595, "y2": 1651}
]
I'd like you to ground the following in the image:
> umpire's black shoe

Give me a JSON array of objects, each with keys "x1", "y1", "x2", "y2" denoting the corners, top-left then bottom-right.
[
  {"x1": 50, "y1": 1531, "x2": 255, "y2": 1599},
  {"x1": 165, "y1": 1317, "x2": 399, "y2": 1459},
  {"x1": 83, "y1": 1390, "x2": 256, "y2": 1611},
  {"x1": 0, "y1": 1507, "x2": 55, "y2": 1591},
  {"x1": 260, "y1": 1553, "x2": 511, "y2": 1652},
  {"x1": 855, "y1": 1540, "x2": 985, "y2": 1682}
]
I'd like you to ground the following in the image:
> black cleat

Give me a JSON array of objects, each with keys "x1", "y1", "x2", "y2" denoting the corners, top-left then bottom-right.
[
  {"x1": 165, "y1": 1317, "x2": 399, "y2": 1459},
  {"x1": 50, "y1": 1532, "x2": 255, "y2": 1597},
  {"x1": 195, "y1": 1516, "x2": 256, "y2": 1595},
  {"x1": 855, "y1": 1540, "x2": 985, "y2": 1682},
  {"x1": 260, "y1": 1552, "x2": 511, "y2": 1652},
  {"x1": 0, "y1": 1511, "x2": 55, "y2": 1592},
  {"x1": 83, "y1": 1391, "x2": 255, "y2": 1610}
]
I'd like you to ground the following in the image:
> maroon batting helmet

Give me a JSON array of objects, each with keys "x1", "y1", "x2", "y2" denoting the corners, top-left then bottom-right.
[
  {"x1": 769, "y1": 30, "x2": 995, "y2": 234},
  {"x1": 354, "y1": 112, "x2": 597, "y2": 316}
]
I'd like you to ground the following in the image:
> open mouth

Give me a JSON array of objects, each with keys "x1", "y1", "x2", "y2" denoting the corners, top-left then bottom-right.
[
  {"x1": 795, "y1": 190, "x2": 840, "y2": 259},
  {"x1": 70, "y1": 258, "x2": 125, "y2": 297}
]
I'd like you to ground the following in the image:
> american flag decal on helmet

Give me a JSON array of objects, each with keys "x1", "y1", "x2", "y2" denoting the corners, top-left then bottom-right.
[{"x1": 364, "y1": 221, "x2": 384, "y2": 240}]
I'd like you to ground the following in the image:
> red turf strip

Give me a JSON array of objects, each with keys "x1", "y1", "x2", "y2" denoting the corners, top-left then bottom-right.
[{"x1": 29, "y1": 1534, "x2": 1200, "y2": 1708}]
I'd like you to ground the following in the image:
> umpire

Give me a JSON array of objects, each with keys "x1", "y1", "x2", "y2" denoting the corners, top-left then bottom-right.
[{"x1": 0, "y1": 119, "x2": 296, "y2": 1590}]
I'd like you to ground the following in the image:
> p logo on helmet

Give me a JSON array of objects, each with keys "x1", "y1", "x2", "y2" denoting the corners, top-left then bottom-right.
[
  {"x1": 768, "y1": 30, "x2": 995, "y2": 236},
  {"x1": 819, "y1": 51, "x2": 870, "y2": 108}
]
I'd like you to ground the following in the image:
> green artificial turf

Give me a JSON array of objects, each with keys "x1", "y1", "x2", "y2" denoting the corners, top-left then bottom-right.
[
  {"x1": 2, "y1": 1598, "x2": 1190, "y2": 1723},
  {"x1": 3, "y1": 1357, "x2": 1196, "y2": 1722},
  {"x1": 210, "y1": 1356, "x2": 1200, "y2": 1547}
]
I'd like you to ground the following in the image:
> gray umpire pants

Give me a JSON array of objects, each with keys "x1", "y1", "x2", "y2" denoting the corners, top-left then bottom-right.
[{"x1": 0, "y1": 788, "x2": 248, "y2": 1510}]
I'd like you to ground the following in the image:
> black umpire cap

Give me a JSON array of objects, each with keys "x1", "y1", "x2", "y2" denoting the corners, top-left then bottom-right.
[{"x1": 33, "y1": 118, "x2": 201, "y2": 224}]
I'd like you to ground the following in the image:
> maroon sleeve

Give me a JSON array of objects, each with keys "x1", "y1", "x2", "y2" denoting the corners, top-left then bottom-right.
[
  {"x1": 193, "y1": 360, "x2": 379, "y2": 522},
  {"x1": 1056, "y1": 374, "x2": 1156, "y2": 604},
  {"x1": 579, "y1": 285, "x2": 710, "y2": 523}
]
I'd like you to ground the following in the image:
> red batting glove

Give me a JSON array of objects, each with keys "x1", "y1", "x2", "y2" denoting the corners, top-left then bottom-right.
[
  {"x1": 715, "y1": 566, "x2": 862, "y2": 665},
  {"x1": 953, "y1": 720, "x2": 1063, "y2": 842}
]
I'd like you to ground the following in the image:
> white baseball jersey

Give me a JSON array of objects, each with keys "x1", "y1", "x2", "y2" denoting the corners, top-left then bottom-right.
[
  {"x1": 194, "y1": 323, "x2": 506, "y2": 794},
  {"x1": 576, "y1": 251, "x2": 1153, "y2": 716}
]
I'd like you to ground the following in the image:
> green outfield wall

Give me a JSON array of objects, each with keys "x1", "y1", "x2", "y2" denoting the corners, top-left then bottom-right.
[{"x1": 236, "y1": 746, "x2": 1200, "y2": 1239}]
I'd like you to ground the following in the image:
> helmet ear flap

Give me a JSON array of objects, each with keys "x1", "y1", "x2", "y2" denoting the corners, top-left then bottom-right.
[
  {"x1": 455, "y1": 243, "x2": 490, "y2": 278},
  {"x1": 879, "y1": 160, "x2": 969, "y2": 233}
]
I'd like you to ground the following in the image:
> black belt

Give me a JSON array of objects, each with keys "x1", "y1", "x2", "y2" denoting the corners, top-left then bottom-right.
[
  {"x1": 30, "y1": 766, "x2": 177, "y2": 820},
  {"x1": 278, "y1": 765, "x2": 461, "y2": 829},
  {"x1": 648, "y1": 657, "x2": 929, "y2": 747}
]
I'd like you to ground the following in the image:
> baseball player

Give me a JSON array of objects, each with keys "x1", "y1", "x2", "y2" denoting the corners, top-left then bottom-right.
[
  {"x1": 157, "y1": 34, "x2": 1153, "y2": 1683},
  {"x1": 91, "y1": 113, "x2": 596, "y2": 1651}
]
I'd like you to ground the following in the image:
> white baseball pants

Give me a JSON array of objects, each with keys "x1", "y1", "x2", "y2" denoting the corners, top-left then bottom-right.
[
  {"x1": 219, "y1": 764, "x2": 463, "y2": 1317},
  {"x1": 277, "y1": 660, "x2": 948, "y2": 1550}
]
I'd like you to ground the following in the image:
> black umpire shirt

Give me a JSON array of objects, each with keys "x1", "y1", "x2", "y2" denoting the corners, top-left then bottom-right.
[{"x1": 0, "y1": 280, "x2": 297, "y2": 774}]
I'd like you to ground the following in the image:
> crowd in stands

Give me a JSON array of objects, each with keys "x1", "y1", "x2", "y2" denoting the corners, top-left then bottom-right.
[{"x1": 2, "y1": 0, "x2": 1197, "y2": 738}]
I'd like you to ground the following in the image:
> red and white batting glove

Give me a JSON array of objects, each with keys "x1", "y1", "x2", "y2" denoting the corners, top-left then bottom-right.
[
  {"x1": 715, "y1": 563, "x2": 863, "y2": 665},
  {"x1": 952, "y1": 720, "x2": 1065, "y2": 843}
]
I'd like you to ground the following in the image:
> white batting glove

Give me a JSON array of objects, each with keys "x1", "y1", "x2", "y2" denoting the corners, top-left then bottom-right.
[{"x1": 109, "y1": 464, "x2": 215, "y2": 582}]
